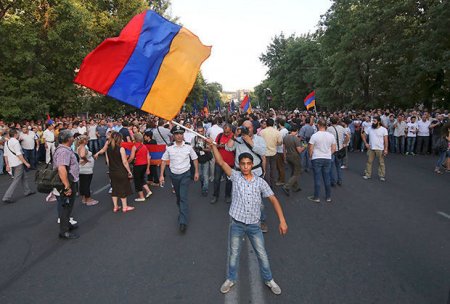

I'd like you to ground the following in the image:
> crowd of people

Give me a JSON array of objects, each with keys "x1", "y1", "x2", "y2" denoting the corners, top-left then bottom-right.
[{"x1": 0, "y1": 107, "x2": 448, "y2": 294}]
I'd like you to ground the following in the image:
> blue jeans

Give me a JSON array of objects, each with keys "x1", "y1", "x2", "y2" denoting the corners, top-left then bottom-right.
[
  {"x1": 98, "y1": 136, "x2": 107, "y2": 150},
  {"x1": 329, "y1": 155, "x2": 342, "y2": 185},
  {"x1": 23, "y1": 149, "x2": 36, "y2": 169},
  {"x1": 88, "y1": 139, "x2": 99, "y2": 155},
  {"x1": 170, "y1": 170, "x2": 191, "y2": 225},
  {"x1": 312, "y1": 158, "x2": 332, "y2": 199},
  {"x1": 199, "y1": 162, "x2": 210, "y2": 192},
  {"x1": 227, "y1": 218, "x2": 273, "y2": 282},
  {"x1": 436, "y1": 151, "x2": 447, "y2": 168},
  {"x1": 395, "y1": 136, "x2": 405, "y2": 154},
  {"x1": 0, "y1": 149, "x2": 4, "y2": 174},
  {"x1": 300, "y1": 148, "x2": 311, "y2": 171},
  {"x1": 388, "y1": 134, "x2": 395, "y2": 153},
  {"x1": 406, "y1": 137, "x2": 416, "y2": 153}
]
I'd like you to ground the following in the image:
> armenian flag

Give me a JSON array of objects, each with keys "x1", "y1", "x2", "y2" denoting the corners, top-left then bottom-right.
[
  {"x1": 304, "y1": 91, "x2": 316, "y2": 110},
  {"x1": 74, "y1": 10, "x2": 211, "y2": 121},
  {"x1": 240, "y1": 94, "x2": 252, "y2": 114}
]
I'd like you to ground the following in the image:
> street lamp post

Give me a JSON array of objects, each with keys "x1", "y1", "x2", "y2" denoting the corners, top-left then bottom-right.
[{"x1": 265, "y1": 88, "x2": 272, "y2": 110}]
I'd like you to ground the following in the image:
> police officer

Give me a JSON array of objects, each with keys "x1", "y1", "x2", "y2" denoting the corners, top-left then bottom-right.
[{"x1": 160, "y1": 125, "x2": 199, "y2": 233}]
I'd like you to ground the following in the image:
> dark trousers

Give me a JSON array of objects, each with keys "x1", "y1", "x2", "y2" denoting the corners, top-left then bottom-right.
[
  {"x1": 79, "y1": 174, "x2": 93, "y2": 197},
  {"x1": 88, "y1": 139, "x2": 99, "y2": 155},
  {"x1": 213, "y1": 163, "x2": 232, "y2": 198},
  {"x1": 264, "y1": 155, "x2": 277, "y2": 187},
  {"x1": 133, "y1": 165, "x2": 147, "y2": 192},
  {"x1": 38, "y1": 143, "x2": 46, "y2": 162},
  {"x1": 149, "y1": 165, "x2": 159, "y2": 183},
  {"x1": 170, "y1": 170, "x2": 191, "y2": 225},
  {"x1": 276, "y1": 153, "x2": 286, "y2": 183},
  {"x1": 23, "y1": 149, "x2": 36, "y2": 169},
  {"x1": 285, "y1": 154, "x2": 301, "y2": 191},
  {"x1": 56, "y1": 183, "x2": 76, "y2": 234},
  {"x1": 395, "y1": 136, "x2": 405, "y2": 154},
  {"x1": 416, "y1": 136, "x2": 429, "y2": 154}
]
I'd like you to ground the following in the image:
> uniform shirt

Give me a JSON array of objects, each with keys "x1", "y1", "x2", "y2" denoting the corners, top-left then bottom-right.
[
  {"x1": 19, "y1": 131, "x2": 36, "y2": 150},
  {"x1": 228, "y1": 170, "x2": 274, "y2": 224},
  {"x1": 309, "y1": 131, "x2": 335, "y2": 160},
  {"x1": 367, "y1": 127, "x2": 388, "y2": 150},
  {"x1": 43, "y1": 129, "x2": 55, "y2": 143},
  {"x1": 162, "y1": 142, "x2": 198, "y2": 175},
  {"x1": 4, "y1": 138, "x2": 23, "y2": 167},
  {"x1": 226, "y1": 135, "x2": 266, "y2": 176},
  {"x1": 417, "y1": 120, "x2": 431, "y2": 136},
  {"x1": 260, "y1": 126, "x2": 281, "y2": 157}
]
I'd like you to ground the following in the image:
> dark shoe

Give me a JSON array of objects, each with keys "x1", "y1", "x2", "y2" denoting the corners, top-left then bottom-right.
[
  {"x1": 281, "y1": 186, "x2": 290, "y2": 196},
  {"x1": 337, "y1": 181, "x2": 342, "y2": 186},
  {"x1": 292, "y1": 187, "x2": 302, "y2": 192},
  {"x1": 210, "y1": 196, "x2": 218, "y2": 204},
  {"x1": 59, "y1": 232, "x2": 79, "y2": 240},
  {"x1": 179, "y1": 224, "x2": 187, "y2": 233},
  {"x1": 201, "y1": 190, "x2": 208, "y2": 197},
  {"x1": 3, "y1": 199, "x2": 14, "y2": 204},
  {"x1": 69, "y1": 224, "x2": 79, "y2": 231},
  {"x1": 225, "y1": 196, "x2": 232, "y2": 204},
  {"x1": 25, "y1": 191, "x2": 36, "y2": 197},
  {"x1": 331, "y1": 183, "x2": 336, "y2": 187}
]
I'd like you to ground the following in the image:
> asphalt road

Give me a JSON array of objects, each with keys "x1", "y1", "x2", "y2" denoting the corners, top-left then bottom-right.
[{"x1": 0, "y1": 152, "x2": 449, "y2": 304}]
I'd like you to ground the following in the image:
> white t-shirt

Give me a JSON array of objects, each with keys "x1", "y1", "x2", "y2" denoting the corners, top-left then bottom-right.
[
  {"x1": 77, "y1": 126, "x2": 87, "y2": 135},
  {"x1": 207, "y1": 124, "x2": 223, "y2": 142},
  {"x1": 362, "y1": 121, "x2": 372, "y2": 134},
  {"x1": 5, "y1": 138, "x2": 23, "y2": 167},
  {"x1": 417, "y1": 120, "x2": 430, "y2": 136},
  {"x1": 367, "y1": 127, "x2": 388, "y2": 150},
  {"x1": 183, "y1": 130, "x2": 196, "y2": 144},
  {"x1": 19, "y1": 131, "x2": 36, "y2": 150},
  {"x1": 407, "y1": 122, "x2": 418, "y2": 137},
  {"x1": 276, "y1": 127, "x2": 289, "y2": 153},
  {"x1": 43, "y1": 129, "x2": 55, "y2": 143},
  {"x1": 87, "y1": 125, "x2": 98, "y2": 139},
  {"x1": 309, "y1": 131, "x2": 335, "y2": 160}
]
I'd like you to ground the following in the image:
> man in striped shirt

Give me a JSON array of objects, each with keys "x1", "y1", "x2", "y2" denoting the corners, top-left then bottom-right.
[{"x1": 207, "y1": 138, "x2": 288, "y2": 296}]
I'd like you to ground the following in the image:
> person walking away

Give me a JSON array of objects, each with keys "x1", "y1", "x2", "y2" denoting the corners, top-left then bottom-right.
[
  {"x1": 43, "y1": 123, "x2": 56, "y2": 164},
  {"x1": 211, "y1": 124, "x2": 234, "y2": 204},
  {"x1": 128, "y1": 133, "x2": 152, "y2": 202},
  {"x1": 2, "y1": 128, "x2": 34, "y2": 204},
  {"x1": 298, "y1": 117, "x2": 316, "y2": 172},
  {"x1": 75, "y1": 135, "x2": 98, "y2": 206},
  {"x1": 160, "y1": 125, "x2": 199, "y2": 233},
  {"x1": 406, "y1": 116, "x2": 418, "y2": 155},
  {"x1": 192, "y1": 126, "x2": 212, "y2": 197},
  {"x1": 307, "y1": 119, "x2": 336, "y2": 203},
  {"x1": 260, "y1": 118, "x2": 282, "y2": 187},
  {"x1": 281, "y1": 124, "x2": 305, "y2": 196},
  {"x1": 327, "y1": 117, "x2": 349, "y2": 186},
  {"x1": 207, "y1": 139, "x2": 288, "y2": 296},
  {"x1": 106, "y1": 132, "x2": 134, "y2": 213},
  {"x1": 53, "y1": 130, "x2": 79, "y2": 239},
  {"x1": 19, "y1": 126, "x2": 38, "y2": 170},
  {"x1": 362, "y1": 116, "x2": 388, "y2": 181},
  {"x1": 275, "y1": 118, "x2": 289, "y2": 185}
]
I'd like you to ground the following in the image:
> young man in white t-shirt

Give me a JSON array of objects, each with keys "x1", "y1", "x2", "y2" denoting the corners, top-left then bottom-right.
[
  {"x1": 406, "y1": 116, "x2": 418, "y2": 155},
  {"x1": 362, "y1": 116, "x2": 388, "y2": 181},
  {"x1": 416, "y1": 114, "x2": 431, "y2": 154},
  {"x1": 308, "y1": 119, "x2": 336, "y2": 203}
]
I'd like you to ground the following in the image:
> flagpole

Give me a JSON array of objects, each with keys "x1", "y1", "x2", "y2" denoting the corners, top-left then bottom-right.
[{"x1": 171, "y1": 120, "x2": 216, "y2": 144}]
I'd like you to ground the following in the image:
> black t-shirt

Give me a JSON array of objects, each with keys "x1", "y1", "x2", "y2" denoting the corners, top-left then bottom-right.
[
  {"x1": 119, "y1": 127, "x2": 131, "y2": 142},
  {"x1": 144, "y1": 139, "x2": 157, "y2": 145}
]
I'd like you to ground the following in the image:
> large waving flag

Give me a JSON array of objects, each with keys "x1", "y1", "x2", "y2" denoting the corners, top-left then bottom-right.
[
  {"x1": 121, "y1": 142, "x2": 168, "y2": 165},
  {"x1": 240, "y1": 94, "x2": 252, "y2": 114},
  {"x1": 304, "y1": 91, "x2": 316, "y2": 110},
  {"x1": 74, "y1": 10, "x2": 211, "y2": 121}
]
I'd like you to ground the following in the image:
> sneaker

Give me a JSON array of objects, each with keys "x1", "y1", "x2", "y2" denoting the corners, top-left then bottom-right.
[
  {"x1": 108, "y1": 187, "x2": 112, "y2": 194},
  {"x1": 145, "y1": 190, "x2": 153, "y2": 198},
  {"x1": 220, "y1": 279, "x2": 235, "y2": 294},
  {"x1": 275, "y1": 182, "x2": 285, "y2": 186},
  {"x1": 362, "y1": 175, "x2": 371, "y2": 180},
  {"x1": 260, "y1": 222, "x2": 269, "y2": 233},
  {"x1": 326, "y1": 198, "x2": 332, "y2": 203},
  {"x1": 265, "y1": 279, "x2": 282, "y2": 295},
  {"x1": 134, "y1": 198, "x2": 146, "y2": 202},
  {"x1": 210, "y1": 196, "x2": 218, "y2": 204},
  {"x1": 86, "y1": 199, "x2": 99, "y2": 206},
  {"x1": 380, "y1": 177, "x2": 386, "y2": 182},
  {"x1": 57, "y1": 217, "x2": 78, "y2": 225},
  {"x1": 307, "y1": 196, "x2": 320, "y2": 203},
  {"x1": 46, "y1": 192, "x2": 57, "y2": 202},
  {"x1": 340, "y1": 165, "x2": 347, "y2": 169}
]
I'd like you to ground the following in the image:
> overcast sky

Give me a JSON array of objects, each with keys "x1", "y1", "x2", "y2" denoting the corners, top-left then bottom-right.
[{"x1": 170, "y1": 0, "x2": 332, "y2": 91}]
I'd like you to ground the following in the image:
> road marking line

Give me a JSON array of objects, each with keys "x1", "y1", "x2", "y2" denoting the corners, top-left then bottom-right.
[
  {"x1": 92, "y1": 184, "x2": 110, "y2": 196},
  {"x1": 437, "y1": 211, "x2": 450, "y2": 220},
  {"x1": 247, "y1": 238, "x2": 266, "y2": 304}
]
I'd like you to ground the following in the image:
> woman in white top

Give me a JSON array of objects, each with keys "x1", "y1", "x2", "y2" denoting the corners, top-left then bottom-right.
[{"x1": 76, "y1": 135, "x2": 98, "y2": 206}]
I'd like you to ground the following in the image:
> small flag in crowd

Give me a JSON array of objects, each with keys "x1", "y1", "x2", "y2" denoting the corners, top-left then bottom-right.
[
  {"x1": 215, "y1": 100, "x2": 221, "y2": 111},
  {"x1": 304, "y1": 91, "x2": 316, "y2": 110},
  {"x1": 74, "y1": 10, "x2": 211, "y2": 121},
  {"x1": 240, "y1": 94, "x2": 252, "y2": 114}
]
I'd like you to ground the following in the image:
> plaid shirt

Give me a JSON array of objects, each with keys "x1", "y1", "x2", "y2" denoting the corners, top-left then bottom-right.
[
  {"x1": 229, "y1": 170, "x2": 274, "y2": 224},
  {"x1": 53, "y1": 145, "x2": 79, "y2": 182}
]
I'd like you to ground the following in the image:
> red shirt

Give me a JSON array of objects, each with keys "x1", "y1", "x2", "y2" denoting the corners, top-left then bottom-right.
[
  {"x1": 134, "y1": 143, "x2": 148, "y2": 166},
  {"x1": 215, "y1": 133, "x2": 235, "y2": 167}
]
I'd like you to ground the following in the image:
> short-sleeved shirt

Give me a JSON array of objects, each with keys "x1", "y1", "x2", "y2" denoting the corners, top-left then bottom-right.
[
  {"x1": 53, "y1": 145, "x2": 80, "y2": 183},
  {"x1": 153, "y1": 127, "x2": 171, "y2": 145},
  {"x1": 87, "y1": 125, "x2": 98, "y2": 139},
  {"x1": 283, "y1": 134, "x2": 302, "y2": 155},
  {"x1": 367, "y1": 126, "x2": 388, "y2": 150},
  {"x1": 276, "y1": 127, "x2": 289, "y2": 153},
  {"x1": 19, "y1": 131, "x2": 36, "y2": 150},
  {"x1": 394, "y1": 121, "x2": 407, "y2": 137},
  {"x1": 43, "y1": 129, "x2": 55, "y2": 143},
  {"x1": 309, "y1": 131, "x2": 335, "y2": 160},
  {"x1": 327, "y1": 125, "x2": 347, "y2": 149},
  {"x1": 229, "y1": 170, "x2": 274, "y2": 224},
  {"x1": 260, "y1": 126, "x2": 281, "y2": 157},
  {"x1": 417, "y1": 120, "x2": 431, "y2": 136},
  {"x1": 96, "y1": 125, "x2": 108, "y2": 137},
  {"x1": 5, "y1": 138, "x2": 23, "y2": 167},
  {"x1": 162, "y1": 142, "x2": 198, "y2": 175},
  {"x1": 407, "y1": 122, "x2": 418, "y2": 137},
  {"x1": 133, "y1": 143, "x2": 149, "y2": 166}
]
